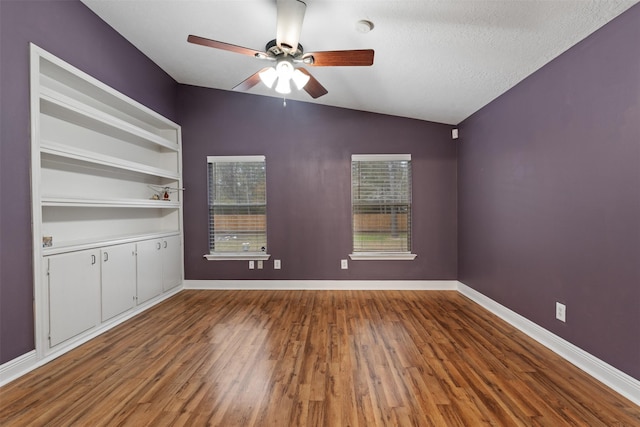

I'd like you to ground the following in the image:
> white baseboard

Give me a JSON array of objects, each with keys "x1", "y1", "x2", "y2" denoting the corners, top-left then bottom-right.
[
  {"x1": 457, "y1": 282, "x2": 640, "y2": 406},
  {"x1": 183, "y1": 279, "x2": 459, "y2": 290},
  {"x1": 0, "y1": 351, "x2": 38, "y2": 387}
]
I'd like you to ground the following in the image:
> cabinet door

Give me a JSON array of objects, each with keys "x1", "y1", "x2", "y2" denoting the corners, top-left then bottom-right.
[
  {"x1": 136, "y1": 239, "x2": 163, "y2": 305},
  {"x1": 101, "y1": 243, "x2": 136, "y2": 321},
  {"x1": 161, "y1": 235, "x2": 182, "y2": 291},
  {"x1": 48, "y1": 249, "x2": 100, "y2": 347}
]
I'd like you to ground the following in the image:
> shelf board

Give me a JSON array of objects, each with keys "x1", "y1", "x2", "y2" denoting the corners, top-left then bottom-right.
[
  {"x1": 42, "y1": 196, "x2": 180, "y2": 208},
  {"x1": 40, "y1": 87, "x2": 179, "y2": 152},
  {"x1": 42, "y1": 231, "x2": 181, "y2": 255},
  {"x1": 40, "y1": 140, "x2": 179, "y2": 180}
]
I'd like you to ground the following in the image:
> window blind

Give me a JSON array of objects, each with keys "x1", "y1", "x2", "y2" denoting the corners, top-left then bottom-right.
[
  {"x1": 207, "y1": 156, "x2": 266, "y2": 254},
  {"x1": 351, "y1": 154, "x2": 412, "y2": 253}
]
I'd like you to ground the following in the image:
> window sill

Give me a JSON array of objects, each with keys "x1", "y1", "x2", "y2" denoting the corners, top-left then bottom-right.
[
  {"x1": 204, "y1": 253, "x2": 271, "y2": 261},
  {"x1": 349, "y1": 253, "x2": 417, "y2": 261}
]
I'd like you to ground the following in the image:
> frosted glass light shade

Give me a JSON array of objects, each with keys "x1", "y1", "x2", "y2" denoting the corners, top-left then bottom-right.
[
  {"x1": 275, "y1": 77, "x2": 291, "y2": 94},
  {"x1": 292, "y1": 69, "x2": 310, "y2": 90},
  {"x1": 259, "y1": 67, "x2": 278, "y2": 88}
]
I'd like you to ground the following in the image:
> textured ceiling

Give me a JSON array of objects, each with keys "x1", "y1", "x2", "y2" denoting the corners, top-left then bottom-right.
[{"x1": 80, "y1": 0, "x2": 638, "y2": 125}]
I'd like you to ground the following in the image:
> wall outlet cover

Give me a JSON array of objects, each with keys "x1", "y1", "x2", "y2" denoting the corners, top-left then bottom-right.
[{"x1": 556, "y1": 302, "x2": 566, "y2": 322}]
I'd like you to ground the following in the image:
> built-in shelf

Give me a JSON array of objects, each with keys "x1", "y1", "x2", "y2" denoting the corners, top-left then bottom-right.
[
  {"x1": 30, "y1": 44, "x2": 183, "y2": 360},
  {"x1": 41, "y1": 196, "x2": 180, "y2": 208},
  {"x1": 42, "y1": 231, "x2": 181, "y2": 256},
  {"x1": 41, "y1": 140, "x2": 179, "y2": 180},
  {"x1": 40, "y1": 87, "x2": 178, "y2": 152}
]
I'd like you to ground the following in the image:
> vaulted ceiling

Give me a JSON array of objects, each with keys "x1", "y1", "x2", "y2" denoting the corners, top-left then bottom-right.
[{"x1": 81, "y1": 0, "x2": 638, "y2": 124}]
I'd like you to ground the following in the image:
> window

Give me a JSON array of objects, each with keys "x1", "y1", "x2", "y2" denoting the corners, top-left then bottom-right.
[
  {"x1": 205, "y1": 156, "x2": 269, "y2": 260},
  {"x1": 350, "y1": 154, "x2": 416, "y2": 260}
]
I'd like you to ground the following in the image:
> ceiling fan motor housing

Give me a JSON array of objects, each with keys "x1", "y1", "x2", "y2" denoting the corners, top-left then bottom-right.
[
  {"x1": 276, "y1": 0, "x2": 307, "y2": 55},
  {"x1": 265, "y1": 39, "x2": 304, "y2": 58}
]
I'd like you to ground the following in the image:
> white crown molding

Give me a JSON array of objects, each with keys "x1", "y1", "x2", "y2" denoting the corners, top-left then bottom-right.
[
  {"x1": 457, "y1": 282, "x2": 640, "y2": 406},
  {"x1": 183, "y1": 280, "x2": 458, "y2": 291}
]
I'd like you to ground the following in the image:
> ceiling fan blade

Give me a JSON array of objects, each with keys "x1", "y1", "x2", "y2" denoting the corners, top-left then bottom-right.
[
  {"x1": 298, "y1": 68, "x2": 328, "y2": 99},
  {"x1": 232, "y1": 68, "x2": 271, "y2": 92},
  {"x1": 276, "y1": 0, "x2": 306, "y2": 54},
  {"x1": 302, "y1": 49, "x2": 375, "y2": 67},
  {"x1": 188, "y1": 35, "x2": 264, "y2": 58}
]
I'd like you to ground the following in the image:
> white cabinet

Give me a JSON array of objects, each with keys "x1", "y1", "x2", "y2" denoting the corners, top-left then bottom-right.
[
  {"x1": 101, "y1": 243, "x2": 137, "y2": 322},
  {"x1": 30, "y1": 45, "x2": 183, "y2": 357},
  {"x1": 136, "y1": 236, "x2": 182, "y2": 304},
  {"x1": 47, "y1": 250, "x2": 100, "y2": 347},
  {"x1": 45, "y1": 235, "x2": 181, "y2": 349},
  {"x1": 162, "y1": 235, "x2": 182, "y2": 292},
  {"x1": 136, "y1": 239, "x2": 165, "y2": 305}
]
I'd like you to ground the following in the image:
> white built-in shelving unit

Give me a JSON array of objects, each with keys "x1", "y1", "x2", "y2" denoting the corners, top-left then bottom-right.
[{"x1": 30, "y1": 44, "x2": 183, "y2": 358}]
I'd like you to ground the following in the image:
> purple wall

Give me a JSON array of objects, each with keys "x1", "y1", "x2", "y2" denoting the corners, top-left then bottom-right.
[
  {"x1": 0, "y1": 0, "x2": 178, "y2": 364},
  {"x1": 458, "y1": 4, "x2": 640, "y2": 380},
  {"x1": 177, "y1": 86, "x2": 457, "y2": 281}
]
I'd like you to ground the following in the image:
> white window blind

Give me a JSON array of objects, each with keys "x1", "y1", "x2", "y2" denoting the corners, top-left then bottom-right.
[
  {"x1": 351, "y1": 154, "x2": 412, "y2": 255},
  {"x1": 207, "y1": 156, "x2": 267, "y2": 255}
]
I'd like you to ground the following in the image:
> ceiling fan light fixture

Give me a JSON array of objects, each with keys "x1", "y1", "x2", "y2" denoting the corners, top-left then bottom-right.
[
  {"x1": 259, "y1": 67, "x2": 278, "y2": 88},
  {"x1": 292, "y1": 69, "x2": 310, "y2": 90}
]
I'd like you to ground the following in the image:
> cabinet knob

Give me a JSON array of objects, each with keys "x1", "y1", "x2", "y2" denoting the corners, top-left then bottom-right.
[
  {"x1": 156, "y1": 242, "x2": 161, "y2": 250},
  {"x1": 103, "y1": 252, "x2": 109, "y2": 262},
  {"x1": 91, "y1": 254, "x2": 96, "y2": 265},
  {"x1": 163, "y1": 240, "x2": 168, "y2": 249}
]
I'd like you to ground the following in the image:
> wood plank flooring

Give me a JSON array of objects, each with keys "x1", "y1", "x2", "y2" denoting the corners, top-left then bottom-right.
[{"x1": 1, "y1": 290, "x2": 639, "y2": 426}]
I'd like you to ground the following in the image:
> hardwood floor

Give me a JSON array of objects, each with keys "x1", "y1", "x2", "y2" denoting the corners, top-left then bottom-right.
[{"x1": 1, "y1": 290, "x2": 638, "y2": 426}]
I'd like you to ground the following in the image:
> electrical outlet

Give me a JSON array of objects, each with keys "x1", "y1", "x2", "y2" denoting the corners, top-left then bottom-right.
[
  {"x1": 274, "y1": 259, "x2": 281, "y2": 269},
  {"x1": 257, "y1": 260, "x2": 263, "y2": 269},
  {"x1": 248, "y1": 260, "x2": 255, "y2": 269},
  {"x1": 556, "y1": 302, "x2": 566, "y2": 322},
  {"x1": 341, "y1": 259, "x2": 348, "y2": 269}
]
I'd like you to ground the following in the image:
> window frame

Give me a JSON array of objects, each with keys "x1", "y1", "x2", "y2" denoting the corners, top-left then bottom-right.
[
  {"x1": 349, "y1": 154, "x2": 417, "y2": 261},
  {"x1": 204, "y1": 155, "x2": 270, "y2": 261}
]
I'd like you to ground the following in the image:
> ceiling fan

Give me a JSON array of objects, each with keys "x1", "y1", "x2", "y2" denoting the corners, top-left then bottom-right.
[{"x1": 187, "y1": 0, "x2": 374, "y2": 99}]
